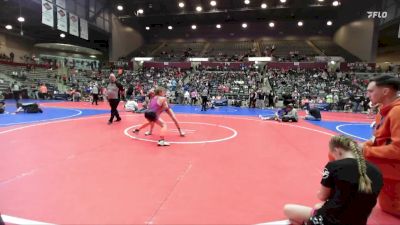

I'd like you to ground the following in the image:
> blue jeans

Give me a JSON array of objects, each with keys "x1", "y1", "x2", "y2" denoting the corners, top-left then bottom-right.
[{"x1": 305, "y1": 115, "x2": 321, "y2": 121}]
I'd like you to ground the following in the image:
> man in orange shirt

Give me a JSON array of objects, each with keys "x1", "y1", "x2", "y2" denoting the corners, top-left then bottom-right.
[{"x1": 361, "y1": 75, "x2": 400, "y2": 217}]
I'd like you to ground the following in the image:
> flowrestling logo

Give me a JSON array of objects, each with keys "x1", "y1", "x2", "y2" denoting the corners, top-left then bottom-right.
[{"x1": 367, "y1": 11, "x2": 388, "y2": 19}]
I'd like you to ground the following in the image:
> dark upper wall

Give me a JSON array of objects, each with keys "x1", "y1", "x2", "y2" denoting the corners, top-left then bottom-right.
[
  {"x1": 0, "y1": 32, "x2": 34, "y2": 63},
  {"x1": 144, "y1": 21, "x2": 336, "y2": 42}
]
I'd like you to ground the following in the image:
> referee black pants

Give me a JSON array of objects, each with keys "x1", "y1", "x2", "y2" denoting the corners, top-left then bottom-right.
[
  {"x1": 201, "y1": 96, "x2": 207, "y2": 111},
  {"x1": 92, "y1": 94, "x2": 99, "y2": 105},
  {"x1": 108, "y1": 99, "x2": 121, "y2": 122}
]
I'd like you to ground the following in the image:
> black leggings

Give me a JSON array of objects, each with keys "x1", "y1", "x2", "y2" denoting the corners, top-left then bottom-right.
[
  {"x1": 92, "y1": 94, "x2": 99, "y2": 105},
  {"x1": 108, "y1": 99, "x2": 121, "y2": 122},
  {"x1": 13, "y1": 91, "x2": 20, "y2": 104},
  {"x1": 201, "y1": 96, "x2": 207, "y2": 111}
]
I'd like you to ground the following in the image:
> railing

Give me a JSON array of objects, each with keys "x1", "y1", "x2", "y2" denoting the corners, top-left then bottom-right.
[{"x1": 0, "y1": 60, "x2": 51, "y2": 69}]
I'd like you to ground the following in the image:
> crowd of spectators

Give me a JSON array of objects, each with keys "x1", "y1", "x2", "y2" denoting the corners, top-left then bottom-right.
[
  {"x1": 267, "y1": 68, "x2": 373, "y2": 112},
  {"x1": 1, "y1": 55, "x2": 398, "y2": 114},
  {"x1": 0, "y1": 52, "x2": 13, "y2": 62}
]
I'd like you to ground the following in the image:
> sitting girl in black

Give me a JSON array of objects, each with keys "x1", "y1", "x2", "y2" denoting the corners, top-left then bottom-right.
[{"x1": 284, "y1": 135, "x2": 383, "y2": 225}]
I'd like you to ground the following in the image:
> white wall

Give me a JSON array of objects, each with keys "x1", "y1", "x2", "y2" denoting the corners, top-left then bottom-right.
[
  {"x1": 110, "y1": 14, "x2": 144, "y2": 61},
  {"x1": 334, "y1": 19, "x2": 377, "y2": 62}
]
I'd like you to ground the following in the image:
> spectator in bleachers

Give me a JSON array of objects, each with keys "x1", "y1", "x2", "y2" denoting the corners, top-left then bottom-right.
[
  {"x1": 9, "y1": 52, "x2": 14, "y2": 62},
  {"x1": 91, "y1": 83, "x2": 100, "y2": 105},
  {"x1": 0, "y1": 101, "x2": 5, "y2": 114},
  {"x1": 190, "y1": 89, "x2": 198, "y2": 105},
  {"x1": 39, "y1": 83, "x2": 48, "y2": 99},
  {"x1": 11, "y1": 82, "x2": 20, "y2": 106}
]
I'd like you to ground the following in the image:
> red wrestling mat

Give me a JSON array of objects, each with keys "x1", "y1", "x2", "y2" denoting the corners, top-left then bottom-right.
[{"x1": 0, "y1": 114, "x2": 398, "y2": 225}]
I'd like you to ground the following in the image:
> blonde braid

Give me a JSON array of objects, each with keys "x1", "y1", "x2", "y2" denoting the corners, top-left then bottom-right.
[
  {"x1": 348, "y1": 140, "x2": 373, "y2": 193},
  {"x1": 330, "y1": 135, "x2": 373, "y2": 193}
]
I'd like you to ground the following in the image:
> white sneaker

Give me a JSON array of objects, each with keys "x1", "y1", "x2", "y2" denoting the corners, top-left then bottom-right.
[
  {"x1": 145, "y1": 131, "x2": 152, "y2": 136},
  {"x1": 158, "y1": 140, "x2": 170, "y2": 146}
]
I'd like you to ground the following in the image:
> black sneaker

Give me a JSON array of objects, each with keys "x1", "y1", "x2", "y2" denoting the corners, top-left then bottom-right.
[
  {"x1": 132, "y1": 129, "x2": 140, "y2": 134},
  {"x1": 115, "y1": 118, "x2": 122, "y2": 122}
]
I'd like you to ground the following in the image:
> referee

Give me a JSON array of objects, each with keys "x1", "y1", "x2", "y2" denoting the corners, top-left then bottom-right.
[{"x1": 106, "y1": 74, "x2": 124, "y2": 124}]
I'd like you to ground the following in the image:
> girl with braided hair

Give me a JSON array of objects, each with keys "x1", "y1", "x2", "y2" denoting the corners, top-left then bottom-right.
[{"x1": 284, "y1": 135, "x2": 383, "y2": 225}]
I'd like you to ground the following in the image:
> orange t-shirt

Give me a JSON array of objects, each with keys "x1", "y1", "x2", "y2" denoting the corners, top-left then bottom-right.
[{"x1": 363, "y1": 99, "x2": 400, "y2": 180}]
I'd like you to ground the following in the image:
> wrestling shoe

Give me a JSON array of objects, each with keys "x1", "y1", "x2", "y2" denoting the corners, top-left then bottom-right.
[
  {"x1": 132, "y1": 129, "x2": 140, "y2": 134},
  {"x1": 145, "y1": 131, "x2": 152, "y2": 136},
  {"x1": 179, "y1": 130, "x2": 186, "y2": 137},
  {"x1": 158, "y1": 140, "x2": 170, "y2": 146}
]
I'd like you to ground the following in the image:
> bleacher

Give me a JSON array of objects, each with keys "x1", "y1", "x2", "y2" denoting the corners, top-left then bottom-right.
[
  {"x1": 311, "y1": 39, "x2": 360, "y2": 62},
  {"x1": 259, "y1": 40, "x2": 318, "y2": 57},
  {"x1": 0, "y1": 62, "x2": 58, "y2": 97},
  {"x1": 154, "y1": 42, "x2": 206, "y2": 61},
  {"x1": 205, "y1": 41, "x2": 255, "y2": 60},
  {"x1": 127, "y1": 43, "x2": 162, "y2": 58}
]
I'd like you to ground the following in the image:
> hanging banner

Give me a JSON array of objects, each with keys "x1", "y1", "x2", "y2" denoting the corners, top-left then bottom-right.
[
  {"x1": 42, "y1": 0, "x2": 54, "y2": 27},
  {"x1": 57, "y1": 7, "x2": 67, "y2": 32},
  {"x1": 69, "y1": 13, "x2": 79, "y2": 37},
  {"x1": 56, "y1": 0, "x2": 66, "y2": 8},
  {"x1": 80, "y1": 18, "x2": 88, "y2": 40}
]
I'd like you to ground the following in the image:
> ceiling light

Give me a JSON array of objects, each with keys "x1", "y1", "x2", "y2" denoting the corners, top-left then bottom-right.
[
  {"x1": 332, "y1": 1, "x2": 340, "y2": 6},
  {"x1": 261, "y1": 3, "x2": 267, "y2": 9},
  {"x1": 244, "y1": 0, "x2": 250, "y2": 5},
  {"x1": 168, "y1": 25, "x2": 173, "y2": 30},
  {"x1": 137, "y1": 9, "x2": 144, "y2": 14},
  {"x1": 191, "y1": 25, "x2": 197, "y2": 30},
  {"x1": 90, "y1": 55, "x2": 97, "y2": 58},
  {"x1": 178, "y1": 2, "x2": 185, "y2": 8},
  {"x1": 327, "y1": 20, "x2": 333, "y2": 26},
  {"x1": 60, "y1": 33, "x2": 66, "y2": 38},
  {"x1": 5, "y1": 25, "x2": 12, "y2": 30},
  {"x1": 297, "y1": 21, "x2": 303, "y2": 27},
  {"x1": 117, "y1": 5, "x2": 123, "y2": 11},
  {"x1": 145, "y1": 26, "x2": 150, "y2": 30},
  {"x1": 280, "y1": 0, "x2": 287, "y2": 3},
  {"x1": 318, "y1": 0, "x2": 324, "y2": 2},
  {"x1": 17, "y1": 17, "x2": 25, "y2": 22},
  {"x1": 210, "y1": 1, "x2": 217, "y2": 6},
  {"x1": 196, "y1": 6, "x2": 202, "y2": 12},
  {"x1": 216, "y1": 24, "x2": 221, "y2": 29},
  {"x1": 242, "y1": 23, "x2": 248, "y2": 28},
  {"x1": 269, "y1": 22, "x2": 275, "y2": 28}
]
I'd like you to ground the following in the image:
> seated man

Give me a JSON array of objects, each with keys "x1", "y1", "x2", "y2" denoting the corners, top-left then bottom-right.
[
  {"x1": 124, "y1": 98, "x2": 139, "y2": 112},
  {"x1": 0, "y1": 101, "x2": 5, "y2": 114},
  {"x1": 259, "y1": 104, "x2": 298, "y2": 122},
  {"x1": 282, "y1": 104, "x2": 298, "y2": 122},
  {"x1": 260, "y1": 107, "x2": 286, "y2": 121},
  {"x1": 304, "y1": 107, "x2": 322, "y2": 121},
  {"x1": 15, "y1": 102, "x2": 43, "y2": 113}
]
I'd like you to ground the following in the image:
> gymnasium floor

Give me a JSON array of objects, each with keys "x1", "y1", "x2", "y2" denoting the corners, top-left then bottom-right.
[{"x1": 0, "y1": 100, "x2": 399, "y2": 225}]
